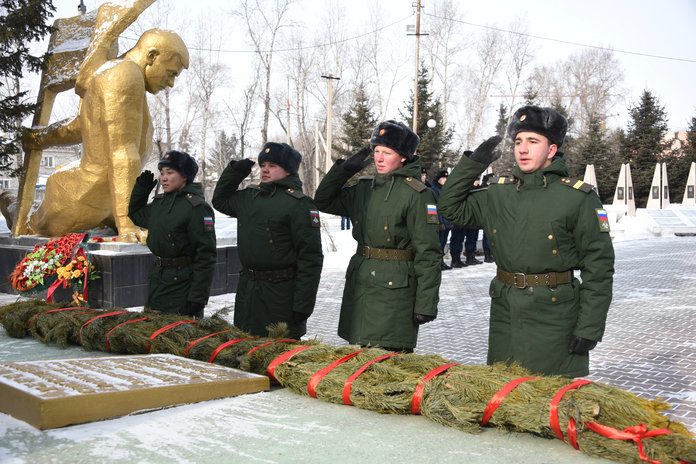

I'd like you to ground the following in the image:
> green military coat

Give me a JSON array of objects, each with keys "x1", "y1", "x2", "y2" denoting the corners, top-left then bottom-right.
[
  {"x1": 129, "y1": 182, "x2": 217, "y2": 315},
  {"x1": 439, "y1": 154, "x2": 614, "y2": 377},
  {"x1": 212, "y1": 165, "x2": 323, "y2": 339},
  {"x1": 314, "y1": 157, "x2": 441, "y2": 350}
]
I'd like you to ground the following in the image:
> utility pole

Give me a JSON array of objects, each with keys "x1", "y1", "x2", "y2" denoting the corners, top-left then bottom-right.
[
  {"x1": 408, "y1": 0, "x2": 426, "y2": 134},
  {"x1": 286, "y1": 77, "x2": 291, "y2": 145},
  {"x1": 321, "y1": 74, "x2": 340, "y2": 174}
]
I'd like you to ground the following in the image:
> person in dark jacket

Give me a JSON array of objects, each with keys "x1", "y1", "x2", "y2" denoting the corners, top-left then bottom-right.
[
  {"x1": 439, "y1": 106, "x2": 615, "y2": 377},
  {"x1": 430, "y1": 170, "x2": 454, "y2": 270},
  {"x1": 129, "y1": 150, "x2": 217, "y2": 318},
  {"x1": 314, "y1": 120, "x2": 441, "y2": 352},
  {"x1": 212, "y1": 142, "x2": 323, "y2": 339}
]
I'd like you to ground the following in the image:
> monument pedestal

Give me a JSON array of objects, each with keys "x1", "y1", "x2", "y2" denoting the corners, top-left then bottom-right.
[{"x1": 0, "y1": 236, "x2": 240, "y2": 308}]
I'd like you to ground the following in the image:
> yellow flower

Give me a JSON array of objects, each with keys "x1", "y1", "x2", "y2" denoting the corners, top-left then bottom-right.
[{"x1": 72, "y1": 270, "x2": 82, "y2": 279}]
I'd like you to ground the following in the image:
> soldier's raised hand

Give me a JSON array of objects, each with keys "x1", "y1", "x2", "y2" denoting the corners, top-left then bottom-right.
[
  {"x1": 229, "y1": 158, "x2": 255, "y2": 178},
  {"x1": 467, "y1": 135, "x2": 503, "y2": 165},
  {"x1": 135, "y1": 170, "x2": 157, "y2": 191},
  {"x1": 341, "y1": 146, "x2": 373, "y2": 174}
]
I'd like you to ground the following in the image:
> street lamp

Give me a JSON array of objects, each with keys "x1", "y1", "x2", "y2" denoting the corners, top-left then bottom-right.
[{"x1": 426, "y1": 118, "x2": 437, "y2": 129}]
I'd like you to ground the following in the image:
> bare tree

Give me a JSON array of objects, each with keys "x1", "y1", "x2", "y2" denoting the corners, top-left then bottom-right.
[
  {"x1": 234, "y1": 0, "x2": 295, "y2": 145},
  {"x1": 462, "y1": 28, "x2": 504, "y2": 147},
  {"x1": 501, "y1": 16, "x2": 535, "y2": 116},
  {"x1": 224, "y1": 63, "x2": 261, "y2": 160}
]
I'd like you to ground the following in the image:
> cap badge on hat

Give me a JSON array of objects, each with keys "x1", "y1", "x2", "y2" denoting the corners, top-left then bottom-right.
[
  {"x1": 519, "y1": 114, "x2": 526, "y2": 121},
  {"x1": 265, "y1": 148, "x2": 270, "y2": 153},
  {"x1": 379, "y1": 128, "x2": 386, "y2": 136}
]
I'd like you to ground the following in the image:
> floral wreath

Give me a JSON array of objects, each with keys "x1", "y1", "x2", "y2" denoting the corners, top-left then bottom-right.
[{"x1": 9, "y1": 232, "x2": 99, "y2": 306}]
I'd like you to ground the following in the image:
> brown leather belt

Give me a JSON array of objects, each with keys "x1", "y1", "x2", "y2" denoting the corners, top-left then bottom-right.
[
  {"x1": 357, "y1": 245, "x2": 415, "y2": 261},
  {"x1": 496, "y1": 269, "x2": 573, "y2": 289},
  {"x1": 242, "y1": 267, "x2": 296, "y2": 281},
  {"x1": 154, "y1": 255, "x2": 191, "y2": 267}
]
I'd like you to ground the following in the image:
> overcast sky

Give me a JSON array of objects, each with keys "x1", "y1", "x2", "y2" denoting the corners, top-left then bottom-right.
[{"x1": 42, "y1": 0, "x2": 696, "y2": 133}]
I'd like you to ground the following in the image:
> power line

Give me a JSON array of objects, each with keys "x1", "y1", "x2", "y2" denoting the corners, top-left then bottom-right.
[
  {"x1": 122, "y1": 14, "x2": 413, "y2": 54},
  {"x1": 424, "y1": 12, "x2": 696, "y2": 64}
]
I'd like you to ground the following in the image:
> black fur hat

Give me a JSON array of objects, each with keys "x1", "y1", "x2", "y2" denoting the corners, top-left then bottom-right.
[
  {"x1": 370, "y1": 120, "x2": 420, "y2": 158},
  {"x1": 434, "y1": 170, "x2": 449, "y2": 181},
  {"x1": 158, "y1": 150, "x2": 198, "y2": 183},
  {"x1": 258, "y1": 142, "x2": 302, "y2": 175},
  {"x1": 507, "y1": 106, "x2": 568, "y2": 148}
]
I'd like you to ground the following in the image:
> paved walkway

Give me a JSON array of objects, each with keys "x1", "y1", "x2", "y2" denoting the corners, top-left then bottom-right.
[{"x1": 307, "y1": 233, "x2": 696, "y2": 432}]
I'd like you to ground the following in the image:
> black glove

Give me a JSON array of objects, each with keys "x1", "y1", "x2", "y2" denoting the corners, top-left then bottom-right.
[
  {"x1": 229, "y1": 158, "x2": 255, "y2": 178},
  {"x1": 414, "y1": 313, "x2": 436, "y2": 325},
  {"x1": 568, "y1": 336, "x2": 597, "y2": 355},
  {"x1": 341, "y1": 147, "x2": 373, "y2": 174},
  {"x1": 467, "y1": 135, "x2": 503, "y2": 165},
  {"x1": 186, "y1": 301, "x2": 205, "y2": 319},
  {"x1": 135, "y1": 170, "x2": 157, "y2": 191}
]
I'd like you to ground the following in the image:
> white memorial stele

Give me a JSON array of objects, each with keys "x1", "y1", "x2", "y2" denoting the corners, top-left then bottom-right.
[
  {"x1": 682, "y1": 161, "x2": 696, "y2": 206},
  {"x1": 582, "y1": 164, "x2": 599, "y2": 197},
  {"x1": 612, "y1": 163, "x2": 636, "y2": 216},
  {"x1": 646, "y1": 162, "x2": 670, "y2": 209}
]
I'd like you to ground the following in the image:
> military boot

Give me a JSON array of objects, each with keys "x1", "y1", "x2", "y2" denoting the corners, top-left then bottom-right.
[
  {"x1": 484, "y1": 249, "x2": 494, "y2": 263},
  {"x1": 465, "y1": 252, "x2": 482, "y2": 265},
  {"x1": 450, "y1": 255, "x2": 466, "y2": 268},
  {"x1": 440, "y1": 260, "x2": 451, "y2": 271}
]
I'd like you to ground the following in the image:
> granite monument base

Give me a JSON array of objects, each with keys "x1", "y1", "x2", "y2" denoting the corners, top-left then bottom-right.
[{"x1": 0, "y1": 236, "x2": 240, "y2": 308}]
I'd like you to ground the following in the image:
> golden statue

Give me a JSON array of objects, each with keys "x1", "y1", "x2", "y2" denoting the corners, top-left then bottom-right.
[{"x1": 14, "y1": 1, "x2": 188, "y2": 243}]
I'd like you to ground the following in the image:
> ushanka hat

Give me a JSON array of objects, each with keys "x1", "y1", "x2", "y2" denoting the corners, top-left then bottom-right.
[
  {"x1": 158, "y1": 150, "x2": 199, "y2": 183},
  {"x1": 506, "y1": 105, "x2": 568, "y2": 148},
  {"x1": 434, "y1": 170, "x2": 449, "y2": 182},
  {"x1": 258, "y1": 142, "x2": 302, "y2": 175},
  {"x1": 370, "y1": 120, "x2": 420, "y2": 158}
]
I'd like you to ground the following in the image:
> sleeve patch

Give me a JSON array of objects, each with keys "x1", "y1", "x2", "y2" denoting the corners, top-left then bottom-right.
[
  {"x1": 203, "y1": 216, "x2": 215, "y2": 232},
  {"x1": 426, "y1": 204, "x2": 439, "y2": 224},
  {"x1": 596, "y1": 208, "x2": 610, "y2": 232},
  {"x1": 310, "y1": 210, "x2": 321, "y2": 228}
]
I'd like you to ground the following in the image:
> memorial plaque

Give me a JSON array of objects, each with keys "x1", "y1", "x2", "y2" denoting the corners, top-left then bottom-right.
[
  {"x1": 652, "y1": 186, "x2": 660, "y2": 199},
  {"x1": 0, "y1": 354, "x2": 269, "y2": 429},
  {"x1": 688, "y1": 186, "x2": 694, "y2": 199},
  {"x1": 617, "y1": 187, "x2": 624, "y2": 200}
]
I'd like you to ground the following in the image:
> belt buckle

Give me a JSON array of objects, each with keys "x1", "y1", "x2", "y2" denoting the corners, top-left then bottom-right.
[
  {"x1": 363, "y1": 245, "x2": 372, "y2": 258},
  {"x1": 513, "y1": 272, "x2": 527, "y2": 289}
]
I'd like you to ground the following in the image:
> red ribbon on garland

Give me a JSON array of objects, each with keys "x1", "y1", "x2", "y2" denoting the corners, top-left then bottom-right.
[
  {"x1": 307, "y1": 349, "x2": 364, "y2": 398},
  {"x1": 410, "y1": 362, "x2": 459, "y2": 415},
  {"x1": 79, "y1": 310, "x2": 129, "y2": 342},
  {"x1": 342, "y1": 352, "x2": 399, "y2": 406},
  {"x1": 584, "y1": 422, "x2": 673, "y2": 464},
  {"x1": 26, "y1": 306, "x2": 96, "y2": 328},
  {"x1": 208, "y1": 338, "x2": 251, "y2": 363},
  {"x1": 146, "y1": 320, "x2": 197, "y2": 353},
  {"x1": 480, "y1": 376, "x2": 540, "y2": 425},
  {"x1": 105, "y1": 317, "x2": 148, "y2": 352},
  {"x1": 183, "y1": 329, "x2": 232, "y2": 357},
  {"x1": 549, "y1": 379, "x2": 593, "y2": 447},
  {"x1": 246, "y1": 339, "x2": 297, "y2": 357},
  {"x1": 266, "y1": 345, "x2": 313, "y2": 382}
]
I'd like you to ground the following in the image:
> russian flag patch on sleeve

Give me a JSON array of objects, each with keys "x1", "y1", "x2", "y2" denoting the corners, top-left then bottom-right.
[
  {"x1": 203, "y1": 216, "x2": 215, "y2": 232},
  {"x1": 595, "y1": 208, "x2": 610, "y2": 232},
  {"x1": 426, "y1": 204, "x2": 439, "y2": 224}
]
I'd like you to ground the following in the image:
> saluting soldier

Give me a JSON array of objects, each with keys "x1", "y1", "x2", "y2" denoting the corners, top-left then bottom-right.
[
  {"x1": 212, "y1": 142, "x2": 323, "y2": 339},
  {"x1": 314, "y1": 120, "x2": 442, "y2": 352},
  {"x1": 129, "y1": 150, "x2": 217, "y2": 318},
  {"x1": 439, "y1": 106, "x2": 615, "y2": 377}
]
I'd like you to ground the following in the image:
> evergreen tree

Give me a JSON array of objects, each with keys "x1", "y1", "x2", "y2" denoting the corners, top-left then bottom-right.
[
  {"x1": 665, "y1": 115, "x2": 696, "y2": 201},
  {"x1": 620, "y1": 90, "x2": 669, "y2": 207},
  {"x1": 522, "y1": 83, "x2": 539, "y2": 106},
  {"x1": 575, "y1": 114, "x2": 619, "y2": 202},
  {"x1": 549, "y1": 99, "x2": 582, "y2": 178},
  {"x1": 0, "y1": 0, "x2": 55, "y2": 172},
  {"x1": 334, "y1": 82, "x2": 376, "y2": 159},
  {"x1": 400, "y1": 64, "x2": 453, "y2": 173},
  {"x1": 491, "y1": 104, "x2": 515, "y2": 176},
  {"x1": 209, "y1": 130, "x2": 240, "y2": 175}
]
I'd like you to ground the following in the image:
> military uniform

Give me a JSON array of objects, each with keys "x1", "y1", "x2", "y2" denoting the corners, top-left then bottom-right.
[
  {"x1": 129, "y1": 182, "x2": 217, "y2": 315},
  {"x1": 439, "y1": 154, "x2": 615, "y2": 377},
  {"x1": 314, "y1": 157, "x2": 442, "y2": 350},
  {"x1": 212, "y1": 162, "x2": 323, "y2": 339}
]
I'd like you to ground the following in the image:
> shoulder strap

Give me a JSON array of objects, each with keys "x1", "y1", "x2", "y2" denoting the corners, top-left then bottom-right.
[
  {"x1": 403, "y1": 176, "x2": 427, "y2": 192},
  {"x1": 284, "y1": 187, "x2": 306, "y2": 199},
  {"x1": 559, "y1": 177, "x2": 595, "y2": 193},
  {"x1": 489, "y1": 175, "x2": 517, "y2": 185},
  {"x1": 184, "y1": 193, "x2": 203, "y2": 206}
]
